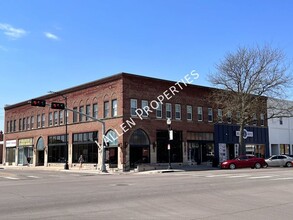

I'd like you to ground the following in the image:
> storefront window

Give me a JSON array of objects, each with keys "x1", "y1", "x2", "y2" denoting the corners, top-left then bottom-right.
[
  {"x1": 48, "y1": 135, "x2": 67, "y2": 163},
  {"x1": 72, "y1": 132, "x2": 98, "y2": 163}
]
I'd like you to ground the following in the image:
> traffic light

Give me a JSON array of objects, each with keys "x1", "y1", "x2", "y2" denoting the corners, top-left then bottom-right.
[
  {"x1": 31, "y1": 99, "x2": 46, "y2": 107},
  {"x1": 51, "y1": 102, "x2": 65, "y2": 109}
]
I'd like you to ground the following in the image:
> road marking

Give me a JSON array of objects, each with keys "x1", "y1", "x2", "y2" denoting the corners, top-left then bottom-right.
[
  {"x1": 248, "y1": 176, "x2": 272, "y2": 179},
  {"x1": 4, "y1": 177, "x2": 19, "y2": 180},
  {"x1": 270, "y1": 177, "x2": 293, "y2": 181},
  {"x1": 27, "y1": 176, "x2": 39, "y2": 178},
  {"x1": 227, "y1": 175, "x2": 250, "y2": 178},
  {"x1": 206, "y1": 174, "x2": 232, "y2": 178}
]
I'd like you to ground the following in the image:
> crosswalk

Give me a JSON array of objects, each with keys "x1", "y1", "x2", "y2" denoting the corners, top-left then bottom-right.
[
  {"x1": 202, "y1": 173, "x2": 293, "y2": 181},
  {"x1": 0, "y1": 173, "x2": 84, "y2": 181}
]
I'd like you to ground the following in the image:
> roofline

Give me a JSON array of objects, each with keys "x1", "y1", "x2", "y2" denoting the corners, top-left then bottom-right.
[{"x1": 5, "y1": 72, "x2": 267, "y2": 110}]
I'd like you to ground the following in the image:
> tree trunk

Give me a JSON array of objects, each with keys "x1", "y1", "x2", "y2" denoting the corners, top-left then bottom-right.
[{"x1": 238, "y1": 124, "x2": 246, "y2": 155}]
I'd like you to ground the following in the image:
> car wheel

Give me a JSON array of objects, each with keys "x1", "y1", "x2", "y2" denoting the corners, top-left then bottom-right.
[
  {"x1": 254, "y1": 163, "x2": 261, "y2": 169},
  {"x1": 286, "y1": 162, "x2": 292, "y2": 167},
  {"x1": 263, "y1": 163, "x2": 268, "y2": 168},
  {"x1": 229, "y1": 164, "x2": 236, "y2": 169}
]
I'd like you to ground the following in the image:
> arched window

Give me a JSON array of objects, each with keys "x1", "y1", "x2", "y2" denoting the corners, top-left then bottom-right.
[
  {"x1": 37, "y1": 137, "x2": 45, "y2": 151},
  {"x1": 129, "y1": 129, "x2": 150, "y2": 146},
  {"x1": 105, "y1": 130, "x2": 118, "y2": 146}
]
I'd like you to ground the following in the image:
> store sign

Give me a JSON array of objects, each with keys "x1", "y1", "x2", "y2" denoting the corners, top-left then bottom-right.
[
  {"x1": 19, "y1": 138, "x2": 33, "y2": 146},
  {"x1": 236, "y1": 129, "x2": 253, "y2": 139},
  {"x1": 6, "y1": 140, "x2": 17, "y2": 147}
]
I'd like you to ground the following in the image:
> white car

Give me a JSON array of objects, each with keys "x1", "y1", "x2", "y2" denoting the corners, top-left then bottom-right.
[{"x1": 265, "y1": 155, "x2": 293, "y2": 167}]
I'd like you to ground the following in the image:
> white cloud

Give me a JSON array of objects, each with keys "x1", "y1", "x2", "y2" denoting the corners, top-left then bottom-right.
[
  {"x1": 0, "y1": 45, "x2": 8, "y2": 51},
  {"x1": 0, "y1": 23, "x2": 27, "y2": 39},
  {"x1": 44, "y1": 32, "x2": 59, "y2": 40}
]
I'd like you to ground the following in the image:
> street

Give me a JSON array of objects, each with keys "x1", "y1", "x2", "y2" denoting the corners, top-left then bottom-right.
[{"x1": 0, "y1": 168, "x2": 293, "y2": 220}]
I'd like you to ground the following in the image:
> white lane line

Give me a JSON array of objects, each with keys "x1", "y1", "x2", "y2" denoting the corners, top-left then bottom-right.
[
  {"x1": 248, "y1": 176, "x2": 272, "y2": 179},
  {"x1": 228, "y1": 175, "x2": 250, "y2": 178},
  {"x1": 4, "y1": 177, "x2": 19, "y2": 180},
  {"x1": 27, "y1": 176, "x2": 39, "y2": 178},
  {"x1": 206, "y1": 174, "x2": 233, "y2": 178},
  {"x1": 270, "y1": 177, "x2": 293, "y2": 181}
]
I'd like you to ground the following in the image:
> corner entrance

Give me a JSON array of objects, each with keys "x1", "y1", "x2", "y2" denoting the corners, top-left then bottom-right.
[{"x1": 129, "y1": 129, "x2": 150, "y2": 168}]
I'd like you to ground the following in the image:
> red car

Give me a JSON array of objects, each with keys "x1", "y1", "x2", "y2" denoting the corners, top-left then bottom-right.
[{"x1": 221, "y1": 155, "x2": 267, "y2": 169}]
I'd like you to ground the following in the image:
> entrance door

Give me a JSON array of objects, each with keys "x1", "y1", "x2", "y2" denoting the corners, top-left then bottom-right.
[
  {"x1": 37, "y1": 150, "x2": 44, "y2": 166},
  {"x1": 130, "y1": 146, "x2": 150, "y2": 168}
]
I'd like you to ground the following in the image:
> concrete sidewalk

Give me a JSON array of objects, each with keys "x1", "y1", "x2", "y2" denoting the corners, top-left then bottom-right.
[{"x1": 0, "y1": 163, "x2": 220, "y2": 175}]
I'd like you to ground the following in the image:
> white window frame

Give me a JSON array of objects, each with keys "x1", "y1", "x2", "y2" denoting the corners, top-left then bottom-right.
[
  {"x1": 187, "y1": 105, "x2": 192, "y2": 121},
  {"x1": 131, "y1": 99, "x2": 137, "y2": 116},
  {"x1": 175, "y1": 104, "x2": 181, "y2": 120},
  {"x1": 197, "y1": 107, "x2": 203, "y2": 121},
  {"x1": 208, "y1": 108, "x2": 213, "y2": 122}
]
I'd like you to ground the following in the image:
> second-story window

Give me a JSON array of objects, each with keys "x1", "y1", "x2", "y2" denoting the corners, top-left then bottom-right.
[
  {"x1": 93, "y1": 103, "x2": 98, "y2": 119},
  {"x1": 79, "y1": 106, "x2": 84, "y2": 122},
  {"x1": 218, "y1": 109, "x2": 223, "y2": 123},
  {"x1": 112, "y1": 99, "x2": 117, "y2": 117},
  {"x1": 86, "y1": 104, "x2": 91, "y2": 121},
  {"x1": 27, "y1": 117, "x2": 30, "y2": 130},
  {"x1": 156, "y1": 103, "x2": 162, "y2": 118},
  {"x1": 49, "y1": 112, "x2": 53, "y2": 126},
  {"x1": 208, "y1": 108, "x2": 213, "y2": 122},
  {"x1": 175, "y1": 104, "x2": 181, "y2": 120},
  {"x1": 54, "y1": 111, "x2": 58, "y2": 125},
  {"x1": 22, "y1": 118, "x2": 26, "y2": 130},
  {"x1": 73, "y1": 107, "x2": 78, "y2": 123},
  {"x1": 166, "y1": 103, "x2": 172, "y2": 119},
  {"x1": 260, "y1": 113, "x2": 264, "y2": 126},
  {"x1": 197, "y1": 107, "x2": 203, "y2": 121},
  {"x1": 131, "y1": 99, "x2": 137, "y2": 116},
  {"x1": 37, "y1": 114, "x2": 41, "y2": 128},
  {"x1": 104, "y1": 101, "x2": 109, "y2": 118},
  {"x1": 42, "y1": 113, "x2": 45, "y2": 127},
  {"x1": 19, "y1": 118, "x2": 22, "y2": 131},
  {"x1": 31, "y1": 116, "x2": 34, "y2": 129},
  {"x1": 59, "y1": 110, "x2": 64, "y2": 125},
  {"x1": 253, "y1": 113, "x2": 257, "y2": 126},
  {"x1": 142, "y1": 100, "x2": 148, "y2": 117},
  {"x1": 187, "y1": 105, "x2": 192, "y2": 121}
]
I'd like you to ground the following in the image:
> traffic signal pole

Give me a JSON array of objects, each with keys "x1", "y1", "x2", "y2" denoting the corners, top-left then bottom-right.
[{"x1": 30, "y1": 97, "x2": 107, "y2": 172}]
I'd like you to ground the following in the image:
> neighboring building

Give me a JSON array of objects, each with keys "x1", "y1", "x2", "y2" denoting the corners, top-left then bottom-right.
[
  {"x1": 3, "y1": 73, "x2": 269, "y2": 170},
  {"x1": 268, "y1": 99, "x2": 293, "y2": 156},
  {"x1": 0, "y1": 131, "x2": 3, "y2": 164}
]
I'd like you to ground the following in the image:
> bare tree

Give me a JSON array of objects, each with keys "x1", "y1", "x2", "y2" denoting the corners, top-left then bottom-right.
[{"x1": 209, "y1": 45, "x2": 293, "y2": 155}]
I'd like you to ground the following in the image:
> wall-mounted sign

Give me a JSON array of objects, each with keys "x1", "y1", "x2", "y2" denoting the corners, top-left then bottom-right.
[
  {"x1": 19, "y1": 138, "x2": 33, "y2": 146},
  {"x1": 6, "y1": 140, "x2": 17, "y2": 147},
  {"x1": 236, "y1": 129, "x2": 253, "y2": 139}
]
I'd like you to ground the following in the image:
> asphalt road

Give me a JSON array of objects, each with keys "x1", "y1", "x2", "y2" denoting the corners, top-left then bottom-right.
[{"x1": 0, "y1": 168, "x2": 293, "y2": 220}]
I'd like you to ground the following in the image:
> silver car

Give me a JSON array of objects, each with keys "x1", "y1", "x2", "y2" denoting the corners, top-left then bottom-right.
[{"x1": 265, "y1": 155, "x2": 293, "y2": 167}]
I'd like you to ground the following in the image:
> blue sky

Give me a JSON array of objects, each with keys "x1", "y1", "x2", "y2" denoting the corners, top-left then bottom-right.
[{"x1": 1, "y1": 0, "x2": 293, "y2": 132}]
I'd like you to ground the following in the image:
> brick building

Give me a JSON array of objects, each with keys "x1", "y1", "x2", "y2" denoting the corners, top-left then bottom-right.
[
  {"x1": 0, "y1": 131, "x2": 3, "y2": 164},
  {"x1": 3, "y1": 73, "x2": 269, "y2": 171}
]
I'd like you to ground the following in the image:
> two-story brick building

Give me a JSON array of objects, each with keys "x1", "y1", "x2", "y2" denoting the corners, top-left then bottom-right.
[{"x1": 3, "y1": 73, "x2": 269, "y2": 171}]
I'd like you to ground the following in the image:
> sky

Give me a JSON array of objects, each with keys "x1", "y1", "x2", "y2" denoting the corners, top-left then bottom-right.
[{"x1": 1, "y1": 0, "x2": 293, "y2": 132}]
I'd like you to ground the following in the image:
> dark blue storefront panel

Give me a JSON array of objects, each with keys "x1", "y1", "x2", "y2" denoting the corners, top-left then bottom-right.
[{"x1": 214, "y1": 124, "x2": 269, "y2": 160}]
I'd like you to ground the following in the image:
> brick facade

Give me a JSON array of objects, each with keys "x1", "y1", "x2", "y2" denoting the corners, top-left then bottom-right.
[{"x1": 3, "y1": 73, "x2": 268, "y2": 170}]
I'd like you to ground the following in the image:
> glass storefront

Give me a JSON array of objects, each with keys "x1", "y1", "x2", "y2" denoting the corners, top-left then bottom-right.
[
  {"x1": 156, "y1": 130, "x2": 182, "y2": 163},
  {"x1": 48, "y1": 135, "x2": 67, "y2": 163},
  {"x1": 72, "y1": 132, "x2": 98, "y2": 163},
  {"x1": 18, "y1": 138, "x2": 33, "y2": 165}
]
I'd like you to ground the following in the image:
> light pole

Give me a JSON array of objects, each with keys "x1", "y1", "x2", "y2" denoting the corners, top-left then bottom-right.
[
  {"x1": 167, "y1": 118, "x2": 173, "y2": 169},
  {"x1": 48, "y1": 91, "x2": 69, "y2": 170}
]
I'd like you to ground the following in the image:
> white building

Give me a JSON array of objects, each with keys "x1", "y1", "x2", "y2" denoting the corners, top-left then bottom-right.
[{"x1": 268, "y1": 99, "x2": 293, "y2": 156}]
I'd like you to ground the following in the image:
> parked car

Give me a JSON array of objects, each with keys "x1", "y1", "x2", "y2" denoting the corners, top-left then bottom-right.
[
  {"x1": 221, "y1": 155, "x2": 267, "y2": 169},
  {"x1": 265, "y1": 155, "x2": 293, "y2": 167}
]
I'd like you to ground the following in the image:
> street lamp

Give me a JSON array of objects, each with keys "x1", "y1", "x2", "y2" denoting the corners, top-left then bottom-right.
[
  {"x1": 166, "y1": 118, "x2": 173, "y2": 169},
  {"x1": 48, "y1": 91, "x2": 69, "y2": 170}
]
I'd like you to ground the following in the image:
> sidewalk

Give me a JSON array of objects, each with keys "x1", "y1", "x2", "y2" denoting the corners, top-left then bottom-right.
[{"x1": 0, "y1": 163, "x2": 220, "y2": 174}]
